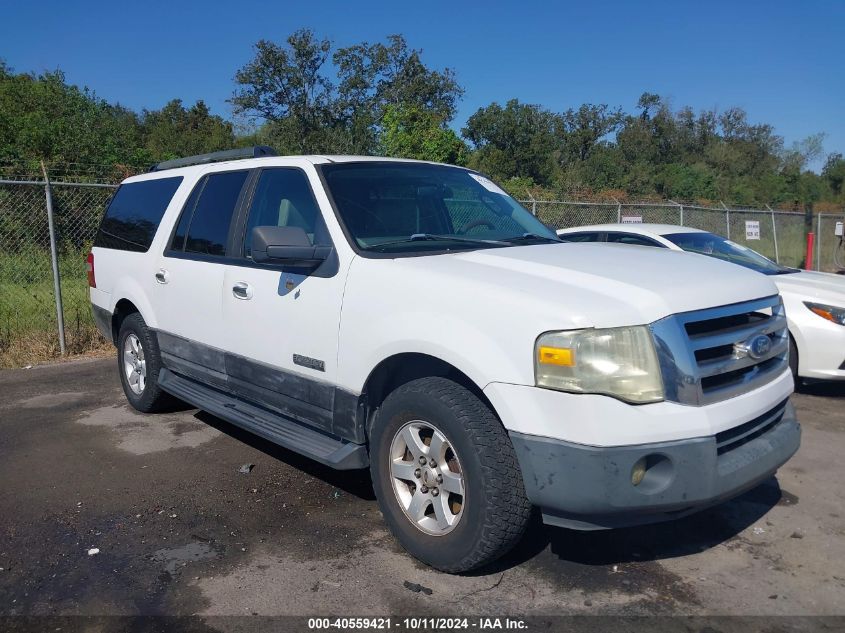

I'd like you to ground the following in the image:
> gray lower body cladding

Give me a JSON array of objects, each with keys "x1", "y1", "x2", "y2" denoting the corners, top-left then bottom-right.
[
  {"x1": 91, "y1": 304, "x2": 113, "y2": 342},
  {"x1": 510, "y1": 400, "x2": 801, "y2": 530}
]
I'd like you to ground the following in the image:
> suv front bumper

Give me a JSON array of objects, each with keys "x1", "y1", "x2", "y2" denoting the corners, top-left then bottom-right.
[{"x1": 509, "y1": 399, "x2": 800, "y2": 530}]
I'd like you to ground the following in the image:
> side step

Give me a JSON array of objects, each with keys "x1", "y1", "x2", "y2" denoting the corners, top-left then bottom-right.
[{"x1": 158, "y1": 369, "x2": 368, "y2": 470}]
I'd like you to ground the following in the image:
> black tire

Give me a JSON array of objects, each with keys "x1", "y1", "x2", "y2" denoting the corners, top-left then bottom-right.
[
  {"x1": 369, "y1": 376, "x2": 531, "y2": 573},
  {"x1": 117, "y1": 312, "x2": 175, "y2": 413},
  {"x1": 789, "y1": 334, "x2": 799, "y2": 383}
]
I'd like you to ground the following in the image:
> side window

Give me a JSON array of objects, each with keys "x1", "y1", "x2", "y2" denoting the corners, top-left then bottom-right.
[
  {"x1": 243, "y1": 168, "x2": 328, "y2": 257},
  {"x1": 606, "y1": 232, "x2": 664, "y2": 247},
  {"x1": 95, "y1": 176, "x2": 183, "y2": 252},
  {"x1": 170, "y1": 179, "x2": 204, "y2": 252},
  {"x1": 170, "y1": 170, "x2": 249, "y2": 256},
  {"x1": 559, "y1": 232, "x2": 601, "y2": 243}
]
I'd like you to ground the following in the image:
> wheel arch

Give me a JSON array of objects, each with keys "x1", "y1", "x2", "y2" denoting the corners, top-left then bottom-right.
[
  {"x1": 785, "y1": 315, "x2": 803, "y2": 377},
  {"x1": 110, "y1": 298, "x2": 141, "y2": 344},
  {"x1": 105, "y1": 273, "x2": 159, "y2": 343},
  {"x1": 359, "y1": 352, "x2": 498, "y2": 439}
]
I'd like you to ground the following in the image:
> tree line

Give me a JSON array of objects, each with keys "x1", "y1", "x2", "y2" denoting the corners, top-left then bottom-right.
[{"x1": 1, "y1": 29, "x2": 843, "y2": 209}]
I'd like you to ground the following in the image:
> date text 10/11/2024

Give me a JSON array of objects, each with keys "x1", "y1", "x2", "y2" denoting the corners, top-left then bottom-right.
[{"x1": 307, "y1": 617, "x2": 528, "y2": 630}]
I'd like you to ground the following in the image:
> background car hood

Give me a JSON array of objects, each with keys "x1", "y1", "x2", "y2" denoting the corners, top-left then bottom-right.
[
  {"x1": 393, "y1": 242, "x2": 779, "y2": 328},
  {"x1": 774, "y1": 270, "x2": 845, "y2": 305}
]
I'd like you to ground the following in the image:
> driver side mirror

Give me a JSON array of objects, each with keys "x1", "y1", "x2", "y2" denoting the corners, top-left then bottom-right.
[{"x1": 250, "y1": 226, "x2": 333, "y2": 268}]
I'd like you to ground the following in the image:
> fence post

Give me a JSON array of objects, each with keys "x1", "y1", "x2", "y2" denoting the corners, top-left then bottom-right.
[
  {"x1": 817, "y1": 212, "x2": 822, "y2": 271},
  {"x1": 767, "y1": 205, "x2": 779, "y2": 263},
  {"x1": 41, "y1": 161, "x2": 66, "y2": 356},
  {"x1": 528, "y1": 192, "x2": 537, "y2": 217},
  {"x1": 612, "y1": 196, "x2": 621, "y2": 223},
  {"x1": 720, "y1": 201, "x2": 730, "y2": 239},
  {"x1": 669, "y1": 200, "x2": 683, "y2": 225}
]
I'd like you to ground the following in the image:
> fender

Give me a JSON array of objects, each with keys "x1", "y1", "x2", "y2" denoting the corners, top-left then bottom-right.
[
  {"x1": 108, "y1": 275, "x2": 159, "y2": 330},
  {"x1": 337, "y1": 310, "x2": 528, "y2": 396}
]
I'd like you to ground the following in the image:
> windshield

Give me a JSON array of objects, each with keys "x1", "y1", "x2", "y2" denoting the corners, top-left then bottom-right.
[
  {"x1": 320, "y1": 162, "x2": 558, "y2": 254},
  {"x1": 664, "y1": 232, "x2": 795, "y2": 275}
]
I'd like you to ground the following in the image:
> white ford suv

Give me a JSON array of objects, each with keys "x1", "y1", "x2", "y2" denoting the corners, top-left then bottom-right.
[{"x1": 89, "y1": 148, "x2": 800, "y2": 572}]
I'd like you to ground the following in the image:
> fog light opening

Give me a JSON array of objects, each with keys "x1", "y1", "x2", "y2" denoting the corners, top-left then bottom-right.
[{"x1": 630, "y1": 454, "x2": 673, "y2": 493}]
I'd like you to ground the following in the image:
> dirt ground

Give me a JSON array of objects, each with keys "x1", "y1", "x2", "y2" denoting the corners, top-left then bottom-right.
[{"x1": 0, "y1": 357, "x2": 843, "y2": 628}]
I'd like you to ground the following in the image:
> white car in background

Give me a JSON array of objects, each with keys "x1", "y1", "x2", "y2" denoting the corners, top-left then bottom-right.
[{"x1": 557, "y1": 223, "x2": 845, "y2": 382}]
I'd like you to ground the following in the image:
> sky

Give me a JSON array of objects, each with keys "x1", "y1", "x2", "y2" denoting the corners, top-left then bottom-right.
[{"x1": 1, "y1": 0, "x2": 843, "y2": 170}]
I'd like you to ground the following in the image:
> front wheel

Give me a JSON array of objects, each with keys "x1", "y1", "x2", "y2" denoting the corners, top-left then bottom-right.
[{"x1": 370, "y1": 377, "x2": 531, "y2": 573}]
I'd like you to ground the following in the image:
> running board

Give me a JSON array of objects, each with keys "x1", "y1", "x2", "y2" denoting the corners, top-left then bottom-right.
[{"x1": 158, "y1": 369, "x2": 368, "y2": 470}]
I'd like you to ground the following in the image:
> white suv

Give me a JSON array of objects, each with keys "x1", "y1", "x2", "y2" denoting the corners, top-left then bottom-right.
[{"x1": 89, "y1": 148, "x2": 800, "y2": 572}]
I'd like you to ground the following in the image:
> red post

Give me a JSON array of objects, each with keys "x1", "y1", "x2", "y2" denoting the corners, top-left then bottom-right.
[{"x1": 805, "y1": 232, "x2": 815, "y2": 271}]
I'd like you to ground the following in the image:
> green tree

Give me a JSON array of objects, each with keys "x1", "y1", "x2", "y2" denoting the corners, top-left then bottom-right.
[
  {"x1": 380, "y1": 103, "x2": 467, "y2": 164},
  {"x1": 142, "y1": 99, "x2": 235, "y2": 160},
  {"x1": 558, "y1": 104, "x2": 624, "y2": 163},
  {"x1": 231, "y1": 29, "x2": 336, "y2": 153},
  {"x1": 231, "y1": 31, "x2": 463, "y2": 156},
  {"x1": 333, "y1": 35, "x2": 463, "y2": 154},
  {"x1": 462, "y1": 99, "x2": 559, "y2": 185},
  {"x1": 823, "y1": 153, "x2": 845, "y2": 200},
  {"x1": 0, "y1": 66, "x2": 147, "y2": 172}
]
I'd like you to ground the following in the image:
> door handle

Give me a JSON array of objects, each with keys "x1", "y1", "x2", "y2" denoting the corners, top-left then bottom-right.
[
  {"x1": 232, "y1": 282, "x2": 253, "y2": 300},
  {"x1": 155, "y1": 269, "x2": 169, "y2": 284}
]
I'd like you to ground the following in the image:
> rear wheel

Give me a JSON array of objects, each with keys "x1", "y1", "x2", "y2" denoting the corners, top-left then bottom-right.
[
  {"x1": 117, "y1": 312, "x2": 175, "y2": 413},
  {"x1": 370, "y1": 376, "x2": 530, "y2": 573}
]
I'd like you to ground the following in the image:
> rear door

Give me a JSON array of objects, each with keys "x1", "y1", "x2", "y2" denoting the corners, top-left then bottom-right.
[
  {"x1": 153, "y1": 169, "x2": 251, "y2": 388},
  {"x1": 220, "y1": 166, "x2": 351, "y2": 438}
]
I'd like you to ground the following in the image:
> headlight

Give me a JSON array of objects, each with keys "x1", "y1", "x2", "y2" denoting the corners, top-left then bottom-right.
[
  {"x1": 804, "y1": 301, "x2": 845, "y2": 325},
  {"x1": 535, "y1": 326, "x2": 664, "y2": 403}
]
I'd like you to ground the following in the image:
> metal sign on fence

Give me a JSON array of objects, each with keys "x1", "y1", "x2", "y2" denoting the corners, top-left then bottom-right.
[
  {"x1": 745, "y1": 220, "x2": 761, "y2": 240},
  {"x1": 621, "y1": 216, "x2": 643, "y2": 224}
]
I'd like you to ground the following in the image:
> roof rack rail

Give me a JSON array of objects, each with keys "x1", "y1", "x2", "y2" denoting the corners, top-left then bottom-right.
[{"x1": 149, "y1": 146, "x2": 278, "y2": 172}]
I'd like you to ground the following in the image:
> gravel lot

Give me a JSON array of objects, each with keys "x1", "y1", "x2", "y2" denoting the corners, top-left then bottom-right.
[{"x1": 0, "y1": 357, "x2": 843, "y2": 624}]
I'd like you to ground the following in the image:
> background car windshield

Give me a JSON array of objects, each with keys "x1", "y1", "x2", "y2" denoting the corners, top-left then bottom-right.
[
  {"x1": 665, "y1": 232, "x2": 792, "y2": 275},
  {"x1": 320, "y1": 162, "x2": 557, "y2": 253}
]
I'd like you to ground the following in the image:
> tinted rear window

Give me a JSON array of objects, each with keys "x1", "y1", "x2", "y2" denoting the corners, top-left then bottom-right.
[
  {"x1": 559, "y1": 232, "x2": 601, "y2": 242},
  {"x1": 607, "y1": 232, "x2": 664, "y2": 247},
  {"x1": 170, "y1": 170, "x2": 249, "y2": 257},
  {"x1": 95, "y1": 177, "x2": 183, "y2": 252}
]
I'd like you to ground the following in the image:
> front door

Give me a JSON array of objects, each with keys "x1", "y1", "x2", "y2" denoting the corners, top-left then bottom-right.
[{"x1": 220, "y1": 167, "x2": 351, "y2": 437}]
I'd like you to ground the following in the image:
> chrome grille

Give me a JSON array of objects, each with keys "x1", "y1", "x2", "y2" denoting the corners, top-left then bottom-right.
[{"x1": 650, "y1": 295, "x2": 789, "y2": 406}]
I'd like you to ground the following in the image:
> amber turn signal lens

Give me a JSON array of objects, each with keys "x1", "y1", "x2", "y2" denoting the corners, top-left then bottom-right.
[{"x1": 538, "y1": 346, "x2": 574, "y2": 367}]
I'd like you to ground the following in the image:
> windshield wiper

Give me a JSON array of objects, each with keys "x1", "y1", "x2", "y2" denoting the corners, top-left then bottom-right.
[
  {"x1": 502, "y1": 232, "x2": 561, "y2": 243},
  {"x1": 364, "y1": 233, "x2": 509, "y2": 251}
]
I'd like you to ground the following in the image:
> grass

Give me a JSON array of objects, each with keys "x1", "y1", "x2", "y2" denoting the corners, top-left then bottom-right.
[{"x1": 0, "y1": 250, "x2": 111, "y2": 369}]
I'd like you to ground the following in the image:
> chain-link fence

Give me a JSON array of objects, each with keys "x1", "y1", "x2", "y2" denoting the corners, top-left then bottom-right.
[
  {"x1": 1, "y1": 171, "x2": 844, "y2": 368},
  {"x1": 0, "y1": 176, "x2": 116, "y2": 367}
]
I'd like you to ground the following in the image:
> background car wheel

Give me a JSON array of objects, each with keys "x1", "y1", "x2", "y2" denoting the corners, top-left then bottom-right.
[
  {"x1": 370, "y1": 376, "x2": 531, "y2": 573},
  {"x1": 117, "y1": 312, "x2": 176, "y2": 413}
]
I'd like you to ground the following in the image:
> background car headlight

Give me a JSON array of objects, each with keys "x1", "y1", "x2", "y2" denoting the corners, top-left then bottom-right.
[
  {"x1": 804, "y1": 301, "x2": 845, "y2": 325},
  {"x1": 535, "y1": 326, "x2": 664, "y2": 403}
]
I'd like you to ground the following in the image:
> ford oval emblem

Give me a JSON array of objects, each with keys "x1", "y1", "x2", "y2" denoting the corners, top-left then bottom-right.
[{"x1": 748, "y1": 334, "x2": 772, "y2": 360}]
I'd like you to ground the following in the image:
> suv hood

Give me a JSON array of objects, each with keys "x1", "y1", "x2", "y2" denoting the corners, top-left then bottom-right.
[{"x1": 395, "y1": 243, "x2": 779, "y2": 328}]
